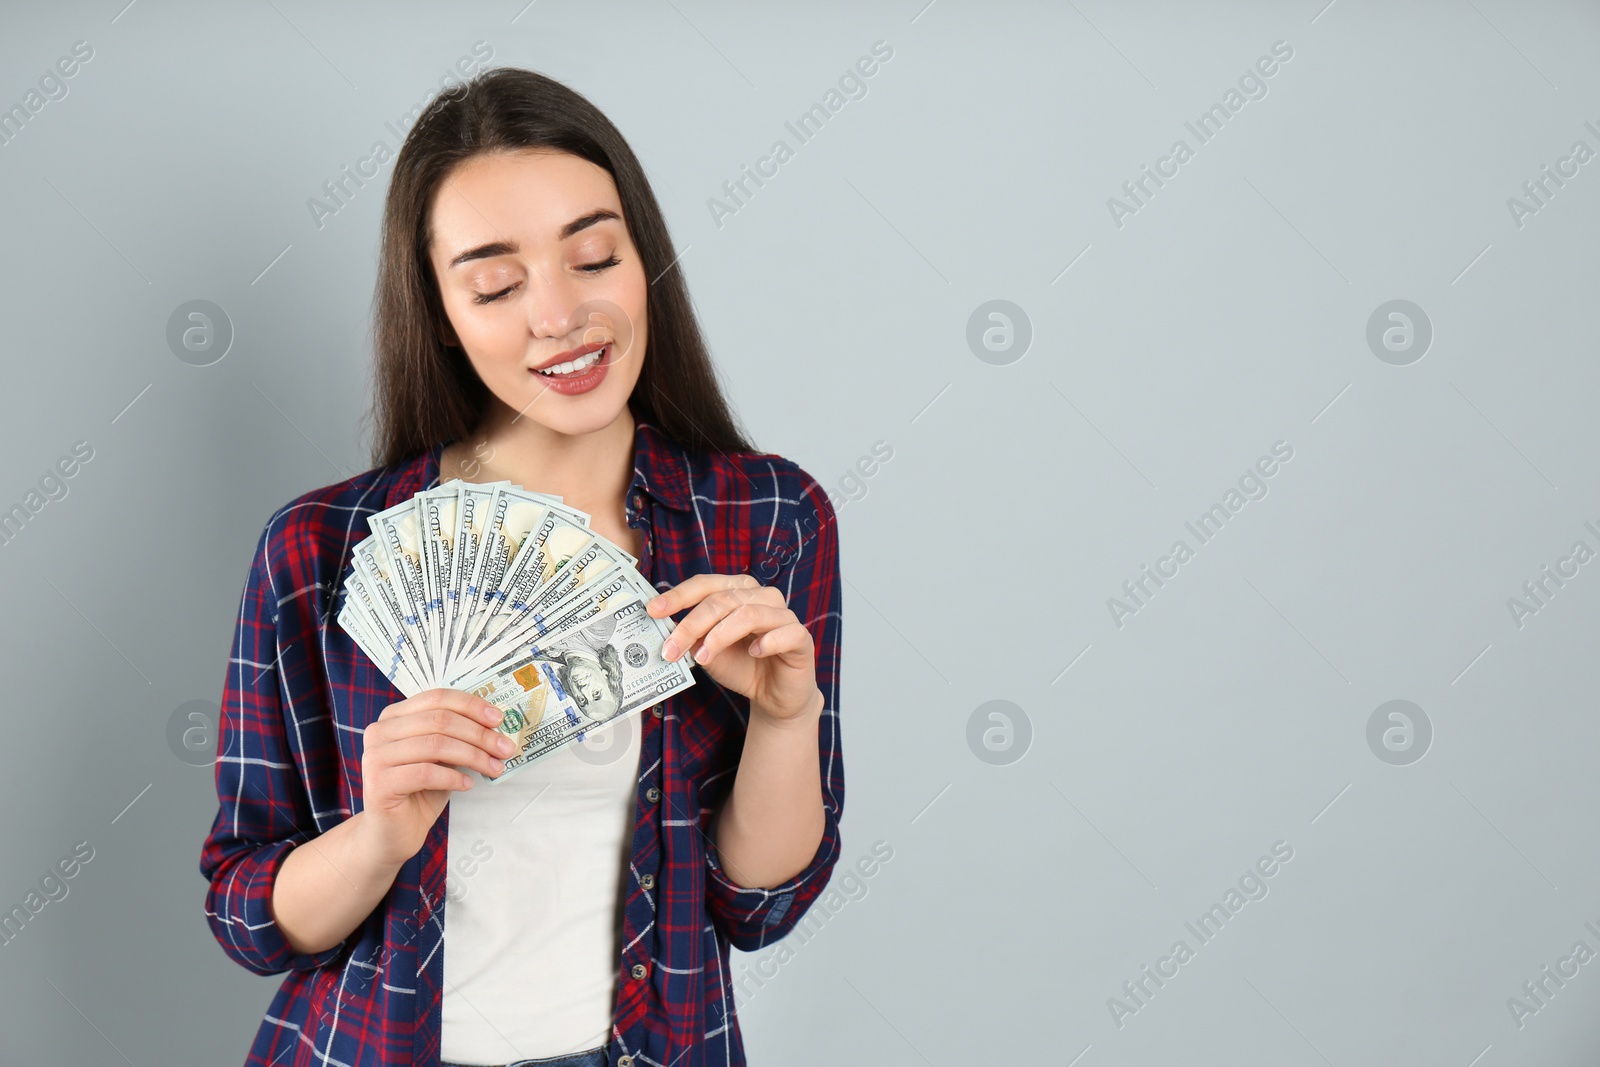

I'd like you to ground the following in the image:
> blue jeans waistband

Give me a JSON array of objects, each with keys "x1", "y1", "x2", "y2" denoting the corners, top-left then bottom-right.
[{"x1": 442, "y1": 1044, "x2": 607, "y2": 1067}]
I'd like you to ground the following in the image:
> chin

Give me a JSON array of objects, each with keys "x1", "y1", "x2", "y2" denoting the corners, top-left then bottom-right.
[{"x1": 498, "y1": 377, "x2": 636, "y2": 438}]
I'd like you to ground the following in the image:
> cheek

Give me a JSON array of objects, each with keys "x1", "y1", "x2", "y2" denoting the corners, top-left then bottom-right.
[
  {"x1": 605, "y1": 263, "x2": 649, "y2": 379},
  {"x1": 450, "y1": 299, "x2": 525, "y2": 371}
]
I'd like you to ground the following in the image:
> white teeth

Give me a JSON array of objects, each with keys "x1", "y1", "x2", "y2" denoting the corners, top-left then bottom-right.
[{"x1": 538, "y1": 346, "x2": 605, "y2": 376}]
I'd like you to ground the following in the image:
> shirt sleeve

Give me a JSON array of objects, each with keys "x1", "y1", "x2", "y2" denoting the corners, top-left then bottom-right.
[
  {"x1": 198, "y1": 517, "x2": 351, "y2": 976},
  {"x1": 703, "y1": 472, "x2": 844, "y2": 952}
]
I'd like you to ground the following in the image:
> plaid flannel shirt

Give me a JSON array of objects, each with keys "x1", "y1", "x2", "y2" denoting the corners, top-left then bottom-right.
[{"x1": 199, "y1": 421, "x2": 844, "y2": 1067}]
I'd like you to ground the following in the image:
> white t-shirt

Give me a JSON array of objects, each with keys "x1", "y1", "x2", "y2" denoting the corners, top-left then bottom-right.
[{"x1": 440, "y1": 713, "x2": 643, "y2": 1064}]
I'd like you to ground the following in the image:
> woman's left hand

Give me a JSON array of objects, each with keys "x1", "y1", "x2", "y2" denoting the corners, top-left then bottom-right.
[{"x1": 648, "y1": 573, "x2": 822, "y2": 724}]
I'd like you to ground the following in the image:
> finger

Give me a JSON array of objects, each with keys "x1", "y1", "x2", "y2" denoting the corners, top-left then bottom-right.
[
  {"x1": 379, "y1": 735, "x2": 506, "y2": 781},
  {"x1": 379, "y1": 687, "x2": 503, "y2": 728},
  {"x1": 747, "y1": 620, "x2": 814, "y2": 659},
  {"x1": 369, "y1": 703, "x2": 516, "y2": 760},
  {"x1": 647, "y1": 572, "x2": 761, "y2": 618},
  {"x1": 376, "y1": 733, "x2": 507, "y2": 780},
  {"x1": 694, "y1": 603, "x2": 799, "y2": 665},
  {"x1": 662, "y1": 587, "x2": 769, "y2": 660},
  {"x1": 384, "y1": 762, "x2": 478, "y2": 796}
]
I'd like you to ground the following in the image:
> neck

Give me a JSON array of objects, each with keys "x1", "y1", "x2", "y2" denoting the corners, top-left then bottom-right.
[{"x1": 454, "y1": 403, "x2": 637, "y2": 518}]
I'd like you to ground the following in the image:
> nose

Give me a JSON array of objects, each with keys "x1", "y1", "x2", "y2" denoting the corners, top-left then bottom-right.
[{"x1": 524, "y1": 269, "x2": 584, "y2": 341}]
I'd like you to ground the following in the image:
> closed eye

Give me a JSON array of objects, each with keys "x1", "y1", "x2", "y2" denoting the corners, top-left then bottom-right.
[{"x1": 471, "y1": 256, "x2": 621, "y2": 304}]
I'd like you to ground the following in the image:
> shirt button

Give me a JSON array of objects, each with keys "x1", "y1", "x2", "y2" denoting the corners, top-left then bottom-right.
[
  {"x1": 631, "y1": 962, "x2": 649, "y2": 980},
  {"x1": 618, "y1": 1058, "x2": 632, "y2": 1067},
  {"x1": 651, "y1": 706, "x2": 663, "y2": 719},
  {"x1": 630, "y1": 491, "x2": 644, "y2": 511},
  {"x1": 639, "y1": 873, "x2": 655, "y2": 890},
  {"x1": 645, "y1": 786, "x2": 661, "y2": 803}
]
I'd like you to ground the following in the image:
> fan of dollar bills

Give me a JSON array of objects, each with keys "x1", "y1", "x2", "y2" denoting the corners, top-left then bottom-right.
[{"x1": 337, "y1": 479, "x2": 695, "y2": 782}]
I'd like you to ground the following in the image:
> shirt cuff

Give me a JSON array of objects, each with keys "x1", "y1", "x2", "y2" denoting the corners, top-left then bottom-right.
[
  {"x1": 216, "y1": 838, "x2": 352, "y2": 975},
  {"x1": 703, "y1": 811, "x2": 840, "y2": 951}
]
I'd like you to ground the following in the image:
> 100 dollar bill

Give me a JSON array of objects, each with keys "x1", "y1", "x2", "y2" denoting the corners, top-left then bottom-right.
[
  {"x1": 456, "y1": 507, "x2": 593, "y2": 666},
  {"x1": 460, "y1": 596, "x2": 695, "y2": 780}
]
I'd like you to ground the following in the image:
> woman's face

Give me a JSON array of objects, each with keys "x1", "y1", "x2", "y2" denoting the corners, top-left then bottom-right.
[{"x1": 426, "y1": 148, "x2": 648, "y2": 439}]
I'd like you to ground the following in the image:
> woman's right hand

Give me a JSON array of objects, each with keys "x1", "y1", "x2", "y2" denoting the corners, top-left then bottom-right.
[{"x1": 357, "y1": 688, "x2": 515, "y2": 868}]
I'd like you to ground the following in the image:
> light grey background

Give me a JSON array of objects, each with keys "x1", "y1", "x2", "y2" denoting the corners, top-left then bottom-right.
[{"x1": 2, "y1": 0, "x2": 1597, "y2": 1063}]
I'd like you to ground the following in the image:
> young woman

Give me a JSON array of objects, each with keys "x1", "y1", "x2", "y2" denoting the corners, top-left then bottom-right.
[{"x1": 200, "y1": 67, "x2": 844, "y2": 1067}]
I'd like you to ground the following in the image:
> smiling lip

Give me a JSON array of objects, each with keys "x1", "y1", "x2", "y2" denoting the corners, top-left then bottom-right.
[
  {"x1": 529, "y1": 340, "x2": 611, "y2": 396},
  {"x1": 532, "y1": 340, "x2": 607, "y2": 373}
]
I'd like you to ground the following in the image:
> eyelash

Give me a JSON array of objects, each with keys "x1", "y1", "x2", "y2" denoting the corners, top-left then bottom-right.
[{"x1": 473, "y1": 256, "x2": 621, "y2": 305}]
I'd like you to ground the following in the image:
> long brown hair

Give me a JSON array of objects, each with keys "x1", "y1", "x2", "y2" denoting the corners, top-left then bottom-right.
[{"x1": 367, "y1": 66, "x2": 752, "y2": 468}]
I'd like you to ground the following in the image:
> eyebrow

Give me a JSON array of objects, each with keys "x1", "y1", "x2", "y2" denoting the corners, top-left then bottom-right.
[{"x1": 446, "y1": 209, "x2": 622, "y2": 270}]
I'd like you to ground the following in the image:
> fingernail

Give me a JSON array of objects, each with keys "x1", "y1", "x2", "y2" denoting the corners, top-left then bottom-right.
[{"x1": 663, "y1": 640, "x2": 678, "y2": 660}]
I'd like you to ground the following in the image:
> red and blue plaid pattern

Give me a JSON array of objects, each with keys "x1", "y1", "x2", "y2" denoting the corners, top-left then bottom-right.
[{"x1": 199, "y1": 421, "x2": 844, "y2": 1067}]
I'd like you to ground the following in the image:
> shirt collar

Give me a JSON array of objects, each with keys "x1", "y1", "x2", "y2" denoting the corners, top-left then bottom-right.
[
  {"x1": 628, "y1": 421, "x2": 692, "y2": 513},
  {"x1": 396, "y1": 420, "x2": 692, "y2": 513}
]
